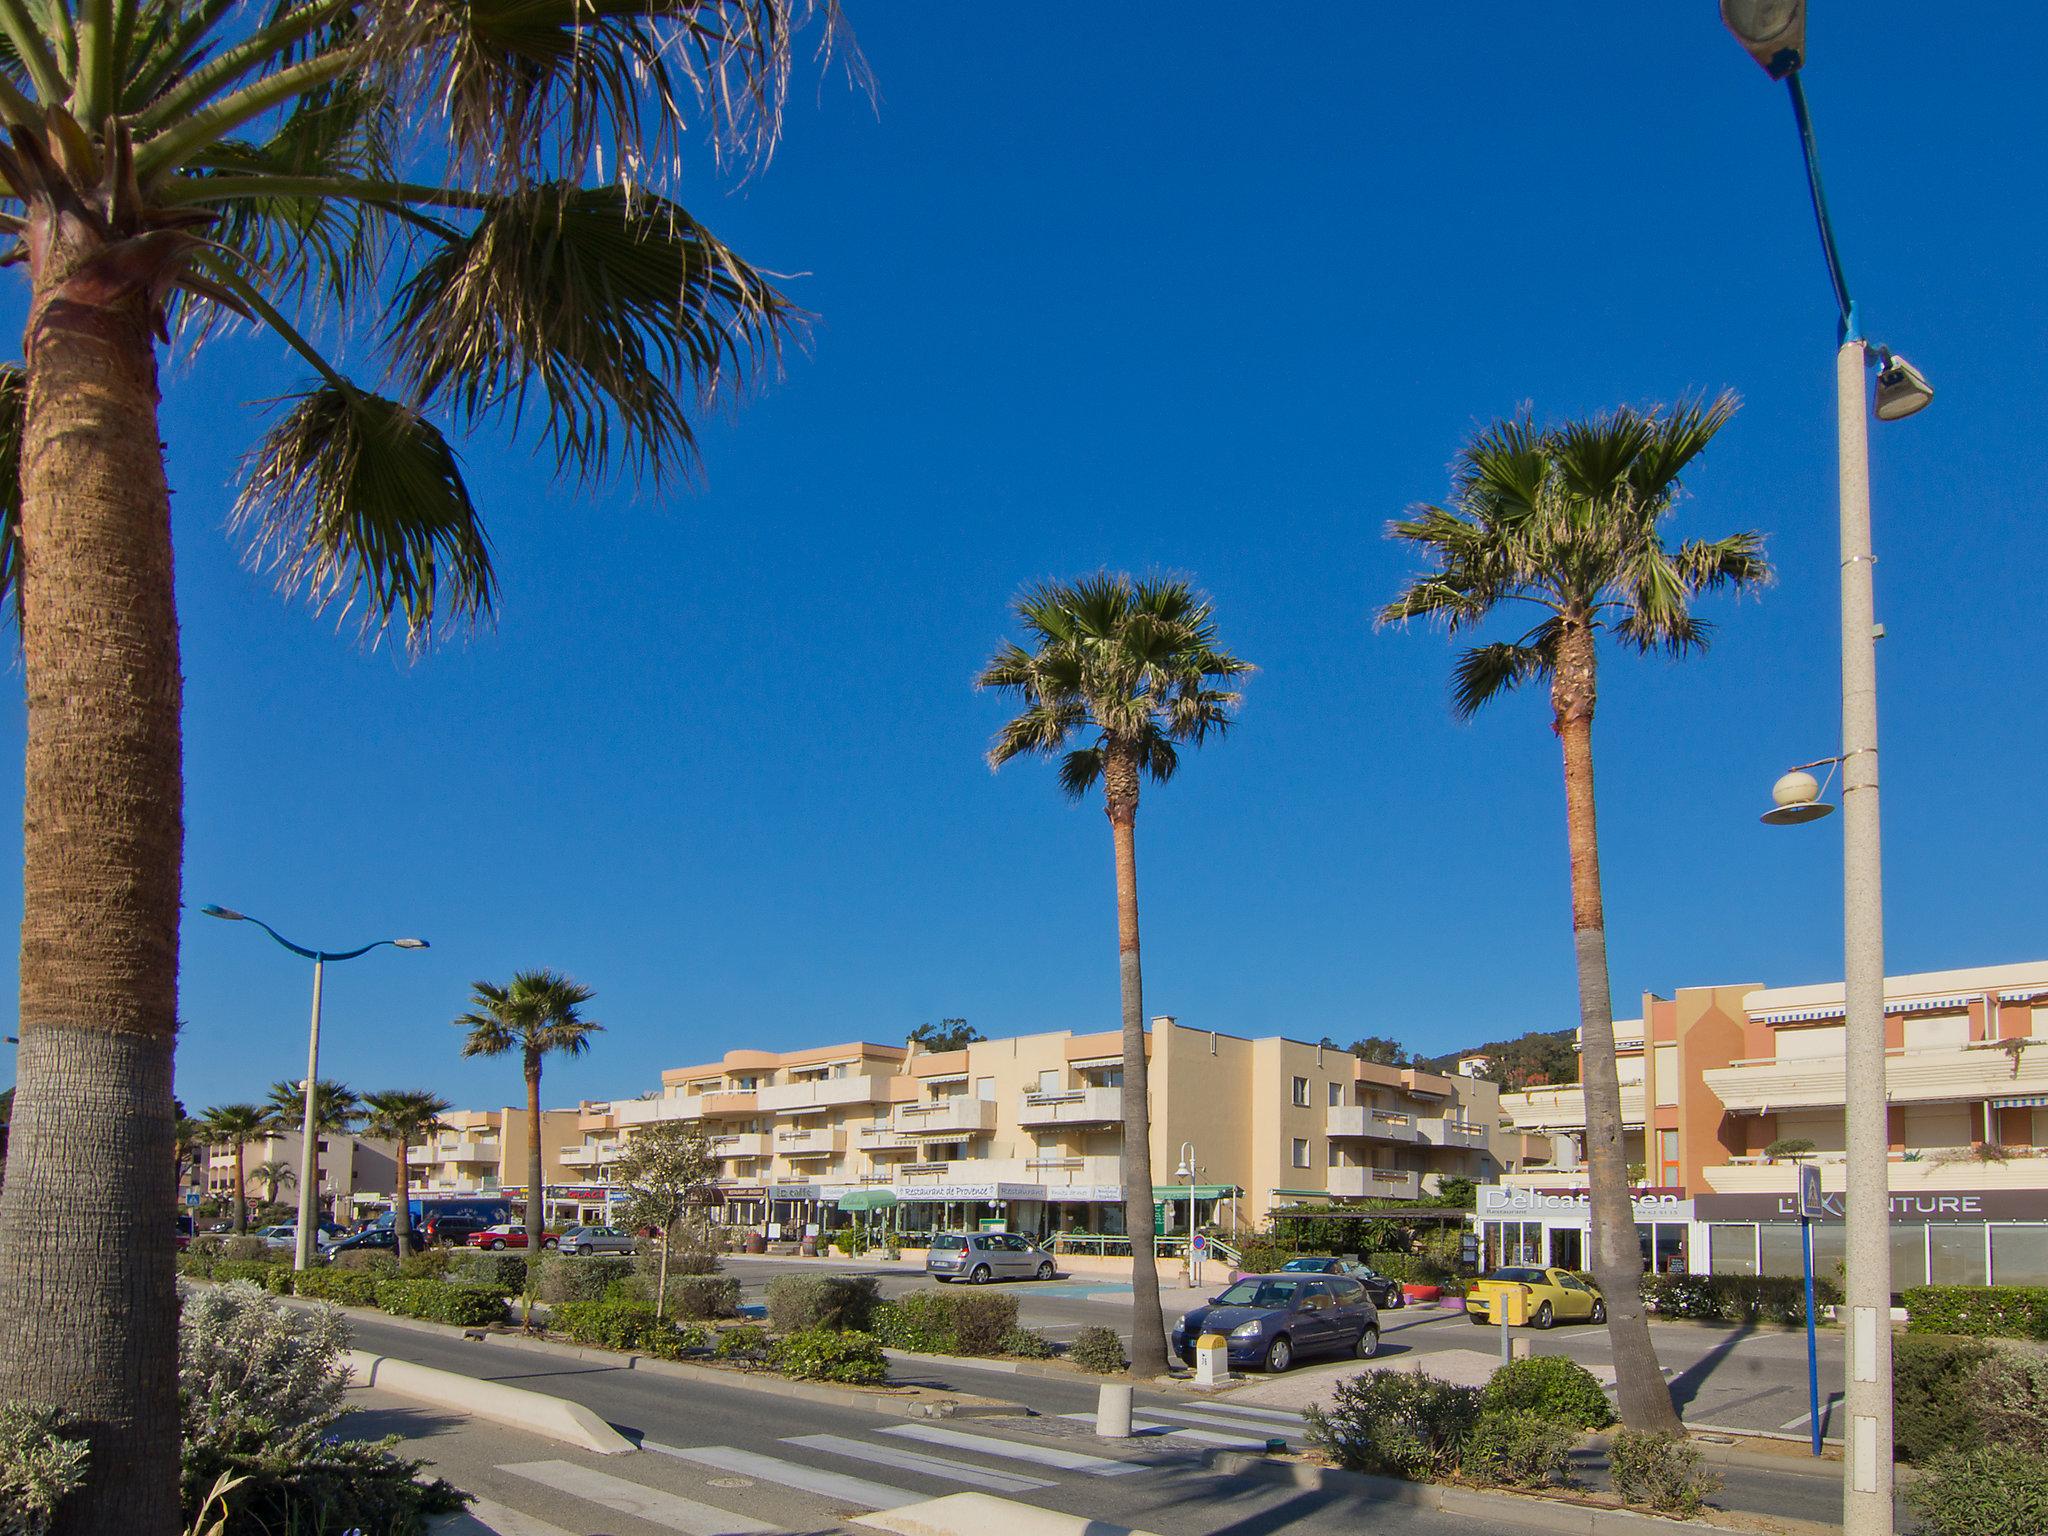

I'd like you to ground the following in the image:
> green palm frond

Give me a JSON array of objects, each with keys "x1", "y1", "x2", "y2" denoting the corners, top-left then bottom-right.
[
  {"x1": 455, "y1": 970, "x2": 601, "y2": 1058},
  {"x1": 361, "y1": 1088, "x2": 453, "y2": 1142},
  {"x1": 1056, "y1": 744, "x2": 1103, "y2": 800},
  {"x1": 1450, "y1": 638, "x2": 1553, "y2": 719},
  {"x1": 386, "y1": 182, "x2": 797, "y2": 482},
  {"x1": 263, "y1": 1078, "x2": 360, "y2": 1131},
  {"x1": 233, "y1": 381, "x2": 495, "y2": 653},
  {"x1": 0, "y1": 362, "x2": 22, "y2": 628}
]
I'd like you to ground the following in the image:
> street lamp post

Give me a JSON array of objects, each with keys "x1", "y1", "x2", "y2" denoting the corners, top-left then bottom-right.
[
  {"x1": 1721, "y1": 7, "x2": 1932, "y2": 1532},
  {"x1": 201, "y1": 905, "x2": 427, "y2": 1270},
  {"x1": 1173, "y1": 1142, "x2": 1200, "y2": 1287}
]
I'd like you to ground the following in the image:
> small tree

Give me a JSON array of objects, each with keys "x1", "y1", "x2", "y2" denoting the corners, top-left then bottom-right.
[
  {"x1": 611, "y1": 1122, "x2": 716, "y2": 1319},
  {"x1": 1349, "y1": 1036, "x2": 1410, "y2": 1067},
  {"x1": 907, "y1": 1019, "x2": 983, "y2": 1052}
]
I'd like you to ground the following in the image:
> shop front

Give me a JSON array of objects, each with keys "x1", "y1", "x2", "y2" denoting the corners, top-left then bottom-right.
[
  {"x1": 1694, "y1": 1189, "x2": 2048, "y2": 1288},
  {"x1": 894, "y1": 1181, "x2": 1124, "y2": 1243},
  {"x1": 1474, "y1": 1185, "x2": 1696, "y2": 1275}
]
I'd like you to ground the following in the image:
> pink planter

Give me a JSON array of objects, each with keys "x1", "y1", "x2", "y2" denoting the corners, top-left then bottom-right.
[
  {"x1": 1438, "y1": 1296, "x2": 1467, "y2": 1311},
  {"x1": 1402, "y1": 1283, "x2": 1441, "y2": 1303}
]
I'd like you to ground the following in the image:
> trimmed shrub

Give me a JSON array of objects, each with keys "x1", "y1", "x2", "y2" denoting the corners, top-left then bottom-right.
[
  {"x1": 1367, "y1": 1251, "x2": 1448, "y2": 1285},
  {"x1": 942, "y1": 1291, "x2": 1018, "y2": 1356},
  {"x1": 0, "y1": 1403, "x2": 91, "y2": 1535},
  {"x1": 1000, "y1": 1327, "x2": 1056, "y2": 1360},
  {"x1": 1462, "y1": 1409, "x2": 1575, "y2": 1489},
  {"x1": 532, "y1": 1254, "x2": 637, "y2": 1305},
  {"x1": 1479, "y1": 1356, "x2": 1613, "y2": 1430},
  {"x1": 218, "y1": 1236, "x2": 273, "y2": 1263},
  {"x1": 864, "y1": 1288, "x2": 1016, "y2": 1356},
  {"x1": 869, "y1": 1296, "x2": 952, "y2": 1354},
  {"x1": 1304, "y1": 1369, "x2": 1479, "y2": 1480},
  {"x1": 332, "y1": 1249, "x2": 399, "y2": 1274},
  {"x1": 292, "y1": 1268, "x2": 383, "y2": 1307},
  {"x1": 766, "y1": 1274, "x2": 882, "y2": 1334},
  {"x1": 715, "y1": 1324, "x2": 768, "y2": 1361},
  {"x1": 1235, "y1": 1235, "x2": 1291, "y2": 1274},
  {"x1": 1973, "y1": 1350, "x2": 2048, "y2": 1456},
  {"x1": 398, "y1": 1246, "x2": 453, "y2": 1280},
  {"x1": 1641, "y1": 1273, "x2": 1838, "y2": 1326},
  {"x1": 447, "y1": 1250, "x2": 527, "y2": 1293},
  {"x1": 373, "y1": 1279, "x2": 507, "y2": 1326},
  {"x1": 1893, "y1": 1333, "x2": 1995, "y2": 1461},
  {"x1": 552, "y1": 1299, "x2": 703, "y2": 1360},
  {"x1": 1904, "y1": 1285, "x2": 2048, "y2": 1340},
  {"x1": 211, "y1": 1260, "x2": 293, "y2": 1292},
  {"x1": 1068, "y1": 1327, "x2": 1128, "y2": 1375},
  {"x1": 770, "y1": 1329, "x2": 888, "y2": 1385},
  {"x1": 1607, "y1": 1430, "x2": 1718, "y2": 1517},
  {"x1": 1904, "y1": 1446, "x2": 2048, "y2": 1536},
  {"x1": 667, "y1": 1275, "x2": 742, "y2": 1321}
]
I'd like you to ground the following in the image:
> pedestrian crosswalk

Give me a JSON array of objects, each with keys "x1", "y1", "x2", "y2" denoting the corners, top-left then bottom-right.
[{"x1": 453, "y1": 1398, "x2": 1313, "y2": 1535}]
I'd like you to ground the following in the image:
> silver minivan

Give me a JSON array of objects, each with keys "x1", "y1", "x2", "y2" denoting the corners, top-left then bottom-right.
[{"x1": 925, "y1": 1231, "x2": 1057, "y2": 1283}]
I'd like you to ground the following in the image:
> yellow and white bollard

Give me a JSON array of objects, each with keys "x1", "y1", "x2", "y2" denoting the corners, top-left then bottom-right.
[{"x1": 1194, "y1": 1332, "x2": 1231, "y2": 1387}]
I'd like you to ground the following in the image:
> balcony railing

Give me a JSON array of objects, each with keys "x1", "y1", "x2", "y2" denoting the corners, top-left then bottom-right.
[
  {"x1": 1326, "y1": 1106, "x2": 1418, "y2": 1142},
  {"x1": 1015, "y1": 1087, "x2": 1124, "y2": 1127},
  {"x1": 775, "y1": 1128, "x2": 845, "y2": 1158},
  {"x1": 892, "y1": 1099, "x2": 997, "y2": 1138},
  {"x1": 1702, "y1": 1038, "x2": 2048, "y2": 1114},
  {"x1": 857, "y1": 1126, "x2": 921, "y2": 1153},
  {"x1": 1415, "y1": 1118, "x2": 1490, "y2": 1149},
  {"x1": 1500, "y1": 1084, "x2": 1646, "y2": 1133},
  {"x1": 1327, "y1": 1166, "x2": 1423, "y2": 1200},
  {"x1": 1703, "y1": 1146, "x2": 2048, "y2": 1195},
  {"x1": 707, "y1": 1132, "x2": 771, "y2": 1158},
  {"x1": 755, "y1": 1076, "x2": 893, "y2": 1114}
]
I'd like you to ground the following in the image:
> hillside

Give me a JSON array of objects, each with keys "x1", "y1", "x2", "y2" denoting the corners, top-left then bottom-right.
[{"x1": 1417, "y1": 1028, "x2": 1578, "y2": 1089}]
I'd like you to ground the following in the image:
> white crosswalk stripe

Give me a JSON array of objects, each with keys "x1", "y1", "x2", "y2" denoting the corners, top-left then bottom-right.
[
  {"x1": 643, "y1": 1441, "x2": 919, "y2": 1510},
  {"x1": 440, "y1": 1496, "x2": 580, "y2": 1536},
  {"x1": 1183, "y1": 1402, "x2": 1309, "y2": 1427},
  {"x1": 1057, "y1": 1412, "x2": 1270, "y2": 1449},
  {"x1": 498, "y1": 1460, "x2": 782, "y2": 1534},
  {"x1": 879, "y1": 1423, "x2": 1144, "y2": 1475},
  {"x1": 783, "y1": 1433, "x2": 1057, "y2": 1494},
  {"x1": 1136, "y1": 1407, "x2": 1304, "y2": 1439}
]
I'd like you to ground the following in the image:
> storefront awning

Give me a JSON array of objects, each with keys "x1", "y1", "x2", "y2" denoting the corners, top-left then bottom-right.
[
  {"x1": 1991, "y1": 1094, "x2": 2048, "y2": 1111},
  {"x1": 1152, "y1": 1184, "x2": 1238, "y2": 1200},
  {"x1": 836, "y1": 1189, "x2": 897, "y2": 1212}
]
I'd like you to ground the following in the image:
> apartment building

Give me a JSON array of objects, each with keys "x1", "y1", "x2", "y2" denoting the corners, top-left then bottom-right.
[
  {"x1": 203, "y1": 1128, "x2": 397, "y2": 1217},
  {"x1": 403, "y1": 1107, "x2": 604, "y2": 1222},
  {"x1": 1492, "y1": 960, "x2": 2048, "y2": 1288},
  {"x1": 568, "y1": 1019, "x2": 1511, "y2": 1240}
]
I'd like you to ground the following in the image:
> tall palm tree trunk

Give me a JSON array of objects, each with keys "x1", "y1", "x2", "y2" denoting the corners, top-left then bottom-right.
[
  {"x1": 1554, "y1": 622, "x2": 1678, "y2": 1433},
  {"x1": 0, "y1": 243, "x2": 186, "y2": 1534},
  {"x1": 231, "y1": 1139, "x2": 248, "y2": 1234},
  {"x1": 393, "y1": 1142, "x2": 414, "y2": 1255},
  {"x1": 526, "y1": 1057, "x2": 545, "y2": 1247},
  {"x1": 1106, "y1": 752, "x2": 1167, "y2": 1376}
]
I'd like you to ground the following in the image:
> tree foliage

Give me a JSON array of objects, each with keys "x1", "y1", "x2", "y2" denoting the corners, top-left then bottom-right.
[{"x1": 908, "y1": 1018, "x2": 982, "y2": 1052}]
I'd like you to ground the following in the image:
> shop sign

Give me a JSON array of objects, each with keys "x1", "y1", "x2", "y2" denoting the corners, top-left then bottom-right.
[
  {"x1": 1479, "y1": 1186, "x2": 1692, "y2": 1221},
  {"x1": 1694, "y1": 1189, "x2": 2048, "y2": 1222}
]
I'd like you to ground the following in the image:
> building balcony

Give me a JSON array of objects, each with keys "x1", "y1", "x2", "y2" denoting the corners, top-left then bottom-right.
[
  {"x1": 1016, "y1": 1087, "x2": 1124, "y2": 1128},
  {"x1": 892, "y1": 1099, "x2": 997, "y2": 1138},
  {"x1": 1327, "y1": 1166, "x2": 1423, "y2": 1200},
  {"x1": 1415, "y1": 1118, "x2": 1490, "y2": 1150},
  {"x1": 775, "y1": 1128, "x2": 846, "y2": 1158},
  {"x1": 755, "y1": 1076, "x2": 893, "y2": 1114},
  {"x1": 412, "y1": 1137, "x2": 499, "y2": 1162},
  {"x1": 1326, "y1": 1106, "x2": 1418, "y2": 1143},
  {"x1": 857, "y1": 1126, "x2": 921, "y2": 1154},
  {"x1": 1702, "y1": 1038, "x2": 2048, "y2": 1114},
  {"x1": 1702, "y1": 1148, "x2": 2048, "y2": 1195},
  {"x1": 1500, "y1": 1084, "x2": 1646, "y2": 1133},
  {"x1": 558, "y1": 1142, "x2": 625, "y2": 1168},
  {"x1": 707, "y1": 1132, "x2": 771, "y2": 1158}
]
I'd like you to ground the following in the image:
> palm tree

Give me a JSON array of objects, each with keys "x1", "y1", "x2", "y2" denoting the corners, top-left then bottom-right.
[
  {"x1": 0, "y1": 6, "x2": 856, "y2": 1526},
  {"x1": 977, "y1": 573, "x2": 1252, "y2": 1376},
  {"x1": 265, "y1": 1078, "x2": 361, "y2": 1221},
  {"x1": 171, "y1": 1111, "x2": 208, "y2": 1202},
  {"x1": 198, "y1": 1104, "x2": 272, "y2": 1234},
  {"x1": 456, "y1": 972, "x2": 602, "y2": 1245},
  {"x1": 360, "y1": 1089, "x2": 451, "y2": 1256},
  {"x1": 1381, "y1": 395, "x2": 1768, "y2": 1431},
  {"x1": 248, "y1": 1158, "x2": 296, "y2": 1206}
]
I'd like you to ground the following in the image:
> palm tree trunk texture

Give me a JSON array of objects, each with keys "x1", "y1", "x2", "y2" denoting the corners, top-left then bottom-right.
[
  {"x1": 393, "y1": 1143, "x2": 413, "y2": 1255},
  {"x1": 231, "y1": 1139, "x2": 248, "y2": 1234},
  {"x1": 0, "y1": 246, "x2": 186, "y2": 1533},
  {"x1": 526, "y1": 1058, "x2": 545, "y2": 1248},
  {"x1": 1554, "y1": 621, "x2": 1679, "y2": 1433},
  {"x1": 1105, "y1": 750, "x2": 1167, "y2": 1377}
]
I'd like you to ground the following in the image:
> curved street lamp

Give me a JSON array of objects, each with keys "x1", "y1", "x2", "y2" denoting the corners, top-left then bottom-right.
[{"x1": 201, "y1": 905, "x2": 428, "y2": 1270}]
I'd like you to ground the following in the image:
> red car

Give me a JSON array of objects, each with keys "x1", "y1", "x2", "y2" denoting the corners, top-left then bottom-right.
[{"x1": 466, "y1": 1223, "x2": 560, "y2": 1251}]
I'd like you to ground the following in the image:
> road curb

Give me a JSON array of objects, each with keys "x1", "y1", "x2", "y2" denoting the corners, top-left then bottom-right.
[
  {"x1": 348, "y1": 1349, "x2": 634, "y2": 1457},
  {"x1": 856, "y1": 1491, "x2": 1164, "y2": 1536},
  {"x1": 1199, "y1": 1450, "x2": 1765, "y2": 1535}
]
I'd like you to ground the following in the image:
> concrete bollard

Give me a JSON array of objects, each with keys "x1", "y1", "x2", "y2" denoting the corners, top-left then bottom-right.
[
  {"x1": 1510, "y1": 1334, "x2": 1534, "y2": 1361},
  {"x1": 1096, "y1": 1381, "x2": 1133, "y2": 1439},
  {"x1": 1193, "y1": 1333, "x2": 1230, "y2": 1387}
]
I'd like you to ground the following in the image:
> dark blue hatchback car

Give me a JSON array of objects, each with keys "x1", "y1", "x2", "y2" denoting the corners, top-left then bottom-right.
[{"x1": 1172, "y1": 1272, "x2": 1380, "y2": 1373}]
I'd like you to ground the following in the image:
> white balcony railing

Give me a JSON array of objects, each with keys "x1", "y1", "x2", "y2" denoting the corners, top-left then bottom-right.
[
  {"x1": 1327, "y1": 1166, "x2": 1423, "y2": 1200},
  {"x1": 755, "y1": 1076, "x2": 892, "y2": 1114},
  {"x1": 857, "y1": 1125, "x2": 920, "y2": 1153},
  {"x1": 707, "y1": 1132, "x2": 771, "y2": 1158},
  {"x1": 1015, "y1": 1087, "x2": 1124, "y2": 1127},
  {"x1": 1415, "y1": 1118, "x2": 1490, "y2": 1149},
  {"x1": 1703, "y1": 1038, "x2": 2048, "y2": 1114},
  {"x1": 775, "y1": 1128, "x2": 845, "y2": 1158},
  {"x1": 1326, "y1": 1106, "x2": 1418, "y2": 1143},
  {"x1": 1703, "y1": 1147, "x2": 2048, "y2": 1195},
  {"x1": 1500, "y1": 1084, "x2": 1647, "y2": 1133},
  {"x1": 892, "y1": 1099, "x2": 997, "y2": 1138}
]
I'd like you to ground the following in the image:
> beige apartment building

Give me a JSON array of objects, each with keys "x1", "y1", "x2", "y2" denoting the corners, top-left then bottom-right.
[
  {"x1": 1492, "y1": 960, "x2": 2048, "y2": 1288},
  {"x1": 567, "y1": 1018, "x2": 1512, "y2": 1241},
  {"x1": 400, "y1": 1107, "x2": 604, "y2": 1224},
  {"x1": 203, "y1": 1128, "x2": 397, "y2": 1218}
]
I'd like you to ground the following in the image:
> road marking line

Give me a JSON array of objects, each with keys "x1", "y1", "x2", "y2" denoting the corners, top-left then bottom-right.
[
  {"x1": 879, "y1": 1424, "x2": 1142, "y2": 1475},
  {"x1": 1781, "y1": 1394, "x2": 1844, "y2": 1431},
  {"x1": 644, "y1": 1442, "x2": 916, "y2": 1510},
  {"x1": 1135, "y1": 1408, "x2": 1303, "y2": 1438},
  {"x1": 1057, "y1": 1413, "x2": 1267, "y2": 1450},
  {"x1": 782, "y1": 1435, "x2": 1055, "y2": 1494},
  {"x1": 442, "y1": 1497, "x2": 579, "y2": 1536},
  {"x1": 498, "y1": 1460, "x2": 781, "y2": 1534},
  {"x1": 1182, "y1": 1403, "x2": 1308, "y2": 1426}
]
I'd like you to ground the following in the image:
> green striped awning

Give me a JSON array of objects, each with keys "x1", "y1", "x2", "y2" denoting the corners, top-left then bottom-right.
[{"x1": 835, "y1": 1189, "x2": 898, "y2": 1212}]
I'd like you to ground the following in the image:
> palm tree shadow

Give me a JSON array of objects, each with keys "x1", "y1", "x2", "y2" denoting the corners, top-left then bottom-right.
[{"x1": 1664, "y1": 1319, "x2": 1757, "y2": 1414}]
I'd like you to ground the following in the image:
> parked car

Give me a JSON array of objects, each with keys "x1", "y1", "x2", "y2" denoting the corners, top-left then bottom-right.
[
  {"x1": 925, "y1": 1232, "x2": 1058, "y2": 1284},
  {"x1": 1464, "y1": 1266, "x2": 1605, "y2": 1329},
  {"x1": 1172, "y1": 1272, "x2": 1381, "y2": 1373},
  {"x1": 558, "y1": 1225, "x2": 636, "y2": 1256},
  {"x1": 325, "y1": 1225, "x2": 423, "y2": 1258},
  {"x1": 467, "y1": 1223, "x2": 560, "y2": 1252},
  {"x1": 175, "y1": 1214, "x2": 195, "y2": 1251},
  {"x1": 417, "y1": 1200, "x2": 514, "y2": 1247},
  {"x1": 1276, "y1": 1255, "x2": 1406, "y2": 1309},
  {"x1": 254, "y1": 1221, "x2": 342, "y2": 1251}
]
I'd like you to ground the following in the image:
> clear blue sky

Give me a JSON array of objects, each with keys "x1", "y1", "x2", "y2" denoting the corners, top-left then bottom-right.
[{"x1": 5, "y1": 5, "x2": 2044, "y2": 1115}]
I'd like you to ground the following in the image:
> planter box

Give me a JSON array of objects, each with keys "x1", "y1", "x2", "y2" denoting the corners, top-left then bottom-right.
[
  {"x1": 1438, "y1": 1296, "x2": 1466, "y2": 1311},
  {"x1": 1402, "y1": 1283, "x2": 1441, "y2": 1302}
]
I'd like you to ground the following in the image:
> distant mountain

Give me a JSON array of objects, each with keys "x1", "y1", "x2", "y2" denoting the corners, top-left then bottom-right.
[{"x1": 1417, "y1": 1028, "x2": 1577, "y2": 1090}]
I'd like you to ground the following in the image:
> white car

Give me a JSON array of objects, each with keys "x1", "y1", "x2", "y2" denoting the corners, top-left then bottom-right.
[{"x1": 559, "y1": 1225, "x2": 636, "y2": 1256}]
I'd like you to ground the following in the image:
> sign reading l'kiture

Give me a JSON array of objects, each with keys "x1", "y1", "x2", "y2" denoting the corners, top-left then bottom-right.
[{"x1": 1693, "y1": 1189, "x2": 2048, "y2": 1221}]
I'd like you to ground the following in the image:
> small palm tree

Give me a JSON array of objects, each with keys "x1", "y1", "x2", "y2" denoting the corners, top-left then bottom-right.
[
  {"x1": 198, "y1": 1104, "x2": 273, "y2": 1234},
  {"x1": 248, "y1": 1158, "x2": 297, "y2": 1206},
  {"x1": 360, "y1": 1090, "x2": 452, "y2": 1256},
  {"x1": 265, "y1": 1079, "x2": 361, "y2": 1221},
  {"x1": 977, "y1": 572, "x2": 1252, "y2": 1377},
  {"x1": 172, "y1": 1113, "x2": 209, "y2": 1201},
  {"x1": 456, "y1": 972, "x2": 601, "y2": 1245},
  {"x1": 1381, "y1": 394, "x2": 1768, "y2": 1431}
]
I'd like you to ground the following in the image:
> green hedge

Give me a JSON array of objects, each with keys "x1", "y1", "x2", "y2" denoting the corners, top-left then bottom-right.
[
  {"x1": 531, "y1": 1254, "x2": 638, "y2": 1304},
  {"x1": 372, "y1": 1280, "x2": 507, "y2": 1326},
  {"x1": 769, "y1": 1328, "x2": 887, "y2": 1384},
  {"x1": 1903, "y1": 1447, "x2": 2048, "y2": 1536},
  {"x1": 292, "y1": 1268, "x2": 384, "y2": 1307},
  {"x1": 1903, "y1": 1286, "x2": 2048, "y2": 1340},
  {"x1": 766, "y1": 1274, "x2": 881, "y2": 1334},
  {"x1": 868, "y1": 1289, "x2": 1017, "y2": 1356},
  {"x1": 1479, "y1": 1356, "x2": 1612, "y2": 1429},
  {"x1": 446, "y1": 1251, "x2": 526, "y2": 1293},
  {"x1": 1640, "y1": 1273, "x2": 1839, "y2": 1325},
  {"x1": 1894, "y1": 1334, "x2": 1996, "y2": 1462},
  {"x1": 666, "y1": 1275, "x2": 741, "y2": 1321},
  {"x1": 211, "y1": 1261, "x2": 294, "y2": 1292},
  {"x1": 551, "y1": 1299, "x2": 704, "y2": 1359}
]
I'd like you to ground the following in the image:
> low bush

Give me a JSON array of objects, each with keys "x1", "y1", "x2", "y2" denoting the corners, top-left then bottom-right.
[
  {"x1": 1234, "y1": 1235, "x2": 1291, "y2": 1274},
  {"x1": 0, "y1": 1403, "x2": 91, "y2": 1535},
  {"x1": 869, "y1": 1296, "x2": 951, "y2": 1353},
  {"x1": 865, "y1": 1289, "x2": 1017, "y2": 1356},
  {"x1": 1904, "y1": 1285, "x2": 2048, "y2": 1340},
  {"x1": 770, "y1": 1329, "x2": 888, "y2": 1385},
  {"x1": 1000, "y1": 1327, "x2": 1056, "y2": 1360},
  {"x1": 1067, "y1": 1327, "x2": 1128, "y2": 1375},
  {"x1": 398, "y1": 1247, "x2": 453, "y2": 1280},
  {"x1": 1904, "y1": 1446, "x2": 2048, "y2": 1536},
  {"x1": 1973, "y1": 1350, "x2": 2048, "y2": 1456},
  {"x1": 447, "y1": 1250, "x2": 527, "y2": 1293},
  {"x1": 1640, "y1": 1273, "x2": 1839, "y2": 1326},
  {"x1": 551, "y1": 1299, "x2": 704, "y2": 1360},
  {"x1": 945, "y1": 1291, "x2": 1019, "y2": 1355},
  {"x1": 332, "y1": 1249, "x2": 399, "y2": 1274},
  {"x1": 373, "y1": 1279, "x2": 508, "y2": 1327},
  {"x1": 1462, "y1": 1409, "x2": 1575, "y2": 1489},
  {"x1": 1479, "y1": 1356, "x2": 1613, "y2": 1430},
  {"x1": 292, "y1": 1267, "x2": 384, "y2": 1307},
  {"x1": 532, "y1": 1254, "x2": 638, "y2": 1305},
  {"x1": 1304, "y1": 1369, "x2": 1479, "y2": 1480},
  {"x1": 766, "y1": 1274, "x2": 882, "y2": 1334},
  {"x1": 1893, "y1": 1333, "x2": 1995, "y2": 1462},
  {"x1": 211, "y1": 1260, "x2": 293, "y2": 1292},
  {"x1": 1367, "y1": 1251, "x2": 1448, "y2": 1285},
  {"x1": 217, "y1": 1235, "x2": 274, "y2": 1263},
  {"x1": 667, "y1": 1275, "x2": 741, "y2": 1321},
  {"x1": 1607, "y1": 1430, "x2": 1717, "y2": 1517},
  {"x1": 714, "y1": 1324, "x2": 768, "y2": 1361}
]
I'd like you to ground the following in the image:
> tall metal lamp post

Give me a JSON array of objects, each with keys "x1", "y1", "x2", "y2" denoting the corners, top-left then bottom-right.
[
  {"x1": 1173, "y1": 1142, "x2": 1200, "y2": 1286},
  {"x1": 1721, "y1": 6, "x2": 1932, "y2": 1532},
  {"x1": 201, "y1": 905, "x2": 428, "y2": 1270}
]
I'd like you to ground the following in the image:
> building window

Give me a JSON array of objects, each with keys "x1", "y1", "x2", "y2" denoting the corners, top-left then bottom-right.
[
  {"x1": 1328, "y1": 1082, "x2": 1343, "y2": 1108},
  {"x1": 1658, "y1": 1130, "x2": 1680, "y2": 1188},
  {"x1": 976, "y1": 1076, "x2": 996, "y2": 1101},
  {"x1": 1292, "y1": 1077, "x2": 1309, "y2": 1108},
  {"x1": 1291, "y1": 1138, "x2": 1310, "y2": 1169}
]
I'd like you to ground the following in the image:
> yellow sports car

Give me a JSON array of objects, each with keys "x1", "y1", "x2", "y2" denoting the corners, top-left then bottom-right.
[{"x1": 1464, "y1": 1266, "x2": 1606, "y2": 1329}]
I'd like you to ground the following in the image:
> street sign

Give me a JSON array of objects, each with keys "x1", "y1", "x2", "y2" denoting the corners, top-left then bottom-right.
[
  {"x1": 1191, "y1": 1232, "x2": 1208, "y2": 1255},
  {"x1": 184, "y1": 1193, "x2": 201, "y2": 1207},
  {"x1": 1796, "y1": 1162, "x2": 1824, "y2": 1219}
]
